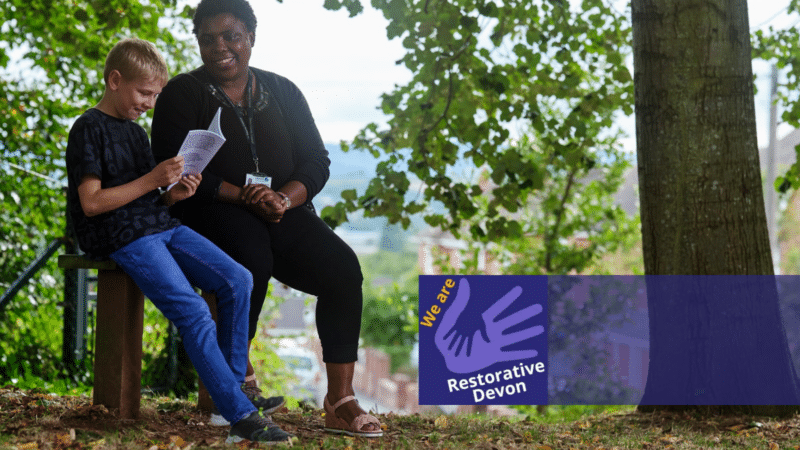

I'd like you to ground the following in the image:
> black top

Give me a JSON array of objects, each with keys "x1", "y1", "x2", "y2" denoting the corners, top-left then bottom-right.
[
  {"x1": 65, "y1": 108, "x2": 180, "y2": 259},
  {"x1": 150, "y1": 66, "x2": 330, "y2": 214}
]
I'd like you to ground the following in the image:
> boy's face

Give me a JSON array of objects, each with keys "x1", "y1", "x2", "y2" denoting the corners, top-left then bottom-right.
[{"x1": 107, "y1": 71, "x2": 164, "y2": 120}]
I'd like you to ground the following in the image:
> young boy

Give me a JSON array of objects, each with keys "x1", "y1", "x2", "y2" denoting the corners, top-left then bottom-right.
[{"x1": 65, "y1": 38, "x2": 292, "y2": 445}]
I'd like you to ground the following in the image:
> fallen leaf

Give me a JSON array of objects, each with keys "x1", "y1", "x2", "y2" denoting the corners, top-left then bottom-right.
[
  {"x1": 170, "y1": 435, "x2": 186, "y2": 448},
  {"x1": 15, "y1": 443, "x2": 38, "y2": 450},
  {"x1": 55, "y1": 432, "x2": 72, "y2": 446}
]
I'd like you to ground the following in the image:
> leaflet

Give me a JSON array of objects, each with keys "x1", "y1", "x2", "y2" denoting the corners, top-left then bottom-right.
[{"x1": 169, "y1": 107, "x2": 225, "y2": 188}]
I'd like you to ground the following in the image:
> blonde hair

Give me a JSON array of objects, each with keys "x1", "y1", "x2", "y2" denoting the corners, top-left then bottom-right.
[{"x1": 103, "y1": 38, "x2": 168, "y2": 85}]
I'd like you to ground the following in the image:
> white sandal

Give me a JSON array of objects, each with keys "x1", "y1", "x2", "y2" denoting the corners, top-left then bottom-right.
[{"x1": 323, "y1": 395, "x2": 383, "y2": 438}]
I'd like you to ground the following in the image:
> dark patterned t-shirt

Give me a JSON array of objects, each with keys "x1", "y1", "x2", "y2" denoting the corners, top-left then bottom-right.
[{"x1": 66, "y1": 108, "x2": 180, "y2": 259}]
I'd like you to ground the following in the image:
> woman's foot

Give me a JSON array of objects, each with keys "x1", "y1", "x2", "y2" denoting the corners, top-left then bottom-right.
[
  {"x1": 323, "y1": 394, "x2": 383, "y2": 437},
  {"x1": 324, "y1": 361, "x2": 383, "y2": 436}
]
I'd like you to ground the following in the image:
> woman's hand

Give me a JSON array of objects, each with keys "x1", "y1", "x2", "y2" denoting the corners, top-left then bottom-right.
[
  {"x1": 163, "y1": 174, "x2": 202, "y2": 206},
  {"x1": 248, "y1": 200, "x2": 286, "y2": 223},
  {"x1": 241, "y1": 183, "x2": 274, "y2": 205},
  {"x1": 241, "y1": 183, "x2": 286, "y2": 223}
]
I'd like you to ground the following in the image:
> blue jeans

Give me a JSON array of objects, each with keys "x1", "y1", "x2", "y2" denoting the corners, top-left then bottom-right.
[{"x1": 110, "y1": 225, "x2": 256, "y2": 423}]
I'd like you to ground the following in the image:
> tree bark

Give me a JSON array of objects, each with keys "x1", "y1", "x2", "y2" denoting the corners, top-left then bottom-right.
[{"x1": 632, "y1": 0, "x2": 800, "y2": 412}]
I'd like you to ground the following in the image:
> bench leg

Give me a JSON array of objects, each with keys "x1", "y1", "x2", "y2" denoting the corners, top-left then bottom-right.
[
  {"x1": 93, "y1": 268, "x2": 144, "y2": 420},
  {"x1": 197, "y1": 291, "x2": 218, "y2": 413}
]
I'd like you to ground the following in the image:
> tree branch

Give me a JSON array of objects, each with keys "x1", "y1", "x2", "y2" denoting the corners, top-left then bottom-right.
[{"x1": 544, "y1": 167, "x2": 577, "y2": 272}]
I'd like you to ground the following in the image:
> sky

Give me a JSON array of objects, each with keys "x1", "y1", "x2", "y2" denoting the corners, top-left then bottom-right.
[{"x1": 197, "y1": 0, "x2": 796, "y2": 150}]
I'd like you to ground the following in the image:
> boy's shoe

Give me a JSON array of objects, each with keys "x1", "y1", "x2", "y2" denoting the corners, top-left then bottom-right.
[
  {"x1": 226, "y1": 411, "x2": 294, "y2": 445},
  {"x1": 209, "y1": 395, "x2": 285, "y2": 426},
  {"x1": 208, "y1": 409, "x2": 230, "y2": 426},
  {"x1": 242, "y1": 383, "x2": 286, "y2": 413}
]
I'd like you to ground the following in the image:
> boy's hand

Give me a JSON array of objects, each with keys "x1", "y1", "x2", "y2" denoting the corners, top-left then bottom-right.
[
  {"x1": 151, "y1": 156, "x2": 185, "y2": 188},
  {"x1": 163, "y1": 174, "x2": 201, "y2": 206}
]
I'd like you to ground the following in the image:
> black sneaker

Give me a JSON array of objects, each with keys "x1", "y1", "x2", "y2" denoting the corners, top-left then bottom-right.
[
  {"x1": 227, "y1": 411, "x2": 294, "y2": 445},
  {"x1": 242, "y1": 383, "x2": 286, "y2": 414},
  {"x1": 209, "y1": 395, "x2": 284, "y2": 427}
]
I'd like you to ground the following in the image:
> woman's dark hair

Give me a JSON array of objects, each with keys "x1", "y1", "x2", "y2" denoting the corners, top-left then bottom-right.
[{"x1": 193, "y1": 0, "x2": 257, "y2": 36}]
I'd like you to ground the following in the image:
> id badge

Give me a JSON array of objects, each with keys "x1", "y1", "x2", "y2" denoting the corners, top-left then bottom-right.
[{"x1": 245, "y1": 172, "x2": 272, "y2": 187}]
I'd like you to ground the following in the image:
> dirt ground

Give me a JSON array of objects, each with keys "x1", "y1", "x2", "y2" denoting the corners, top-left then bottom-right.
[
  {"x1": 2, "y1": 386, "x2": 336, "y2": 448},
  {"x1": 1, "y1": 386, "x2": 404, "y2": 449},
  {"x1": 6, "y1": 386, "x2": 800, "y2": 449}
]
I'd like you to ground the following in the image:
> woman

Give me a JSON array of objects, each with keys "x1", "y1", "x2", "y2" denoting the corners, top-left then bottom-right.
[{"x1": 150, "y1": 0, "x2": 382, "y2": 438}]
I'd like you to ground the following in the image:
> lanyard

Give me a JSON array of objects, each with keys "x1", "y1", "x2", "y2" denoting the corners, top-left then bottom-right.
[{"x1": 214, "y1": 70, "x2": 260, "y2": 173}]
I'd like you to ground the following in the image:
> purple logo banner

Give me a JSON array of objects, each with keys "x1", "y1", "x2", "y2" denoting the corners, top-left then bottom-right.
[
  {"x1": 420, "y1": 275, "x2": 800, "y2": 406},
  {"x1": 418, "y1": 275, "x2": 548, "y2": 405}
]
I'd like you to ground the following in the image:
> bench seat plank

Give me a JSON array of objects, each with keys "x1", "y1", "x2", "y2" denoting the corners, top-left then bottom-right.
[{"x1": 58, "y1": 254, "x2": 117, "y2": 271}]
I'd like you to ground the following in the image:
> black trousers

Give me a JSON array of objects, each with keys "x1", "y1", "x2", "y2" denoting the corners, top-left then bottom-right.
[{"x1": 184, "y1": 203, "x2": 363, "y2": 363}]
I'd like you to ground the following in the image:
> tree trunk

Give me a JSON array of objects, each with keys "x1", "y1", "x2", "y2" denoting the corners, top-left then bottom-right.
[{"x1": 632, "y1": 0, "x2": 800, "y2": 412}]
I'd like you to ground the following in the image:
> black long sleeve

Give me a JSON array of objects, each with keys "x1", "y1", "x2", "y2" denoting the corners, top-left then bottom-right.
[{"x1": 151, "y1": 67, "x2": 330, "y2": 209}]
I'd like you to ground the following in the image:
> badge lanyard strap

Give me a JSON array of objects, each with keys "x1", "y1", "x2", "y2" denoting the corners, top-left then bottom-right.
[{"x1": 215, "y1": 70, "x2": 260, "y2": 173}]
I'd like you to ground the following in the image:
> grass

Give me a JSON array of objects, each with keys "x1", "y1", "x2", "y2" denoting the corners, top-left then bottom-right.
[{"x1": 3, "y1": 388, "x2": 800, "y2": 449}]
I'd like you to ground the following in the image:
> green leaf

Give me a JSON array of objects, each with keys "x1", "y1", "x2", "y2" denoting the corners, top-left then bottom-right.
[
  {"x1": 320, "y1": 204, "x2": 347, "y2": 229},
  {"x1": 323, "y1": 0, "x2": 343, "y2": 10},
  {"x1": 341, "y1": 189, "x2": 358, "y2": 202},
  {"x1": 459, "y1": 16, "x2": 478, "y2": 32},
  {"x1": 613, "y1": 67, "x2": 631, "y2": 83},
  {"x1": 777, "y1": 176, "x2": 792, "y2": 193}
]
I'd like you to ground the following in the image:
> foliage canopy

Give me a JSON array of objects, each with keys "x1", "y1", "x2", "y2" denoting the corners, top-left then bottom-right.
[
  {"x1": 753, "y1": 0, "x2": 800, "y2": 193},
  {"x1": 0, "y1": 0, "x2": 198, "y2": 386},
  {"x1": 320, "y1": 0, "x2": 634, "y2": 246}
]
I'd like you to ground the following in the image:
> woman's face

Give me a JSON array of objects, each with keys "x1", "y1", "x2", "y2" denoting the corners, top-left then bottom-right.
[{"x1": 197, "y1": 13, "x2": 254, "y2": 84}]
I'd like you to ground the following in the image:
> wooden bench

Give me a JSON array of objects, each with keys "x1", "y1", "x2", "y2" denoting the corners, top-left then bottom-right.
[{"x1": 58, "y1": 254, "x2": 216, "y2": 419}]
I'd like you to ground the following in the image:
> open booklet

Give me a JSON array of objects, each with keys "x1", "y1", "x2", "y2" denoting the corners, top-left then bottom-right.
[{"x1": 168, "y1": 107, "x2": 225, "y2": 189}]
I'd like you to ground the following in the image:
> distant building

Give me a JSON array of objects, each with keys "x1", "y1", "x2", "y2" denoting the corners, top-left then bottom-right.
[
  {"x1": 333, "y1": 228, "x2": 381, "y2": 255},
  {"x1": 414, "y1": 165, "x2": 641, "y2": 276},
  {"x1": 762, "y1": 130, "x2": 800, "y2": 274}
]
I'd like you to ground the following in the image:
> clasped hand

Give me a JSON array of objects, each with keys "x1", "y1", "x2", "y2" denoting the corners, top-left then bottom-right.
[{"x1": 240, "y1": 183, "x2": 286, "y2": 223}]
